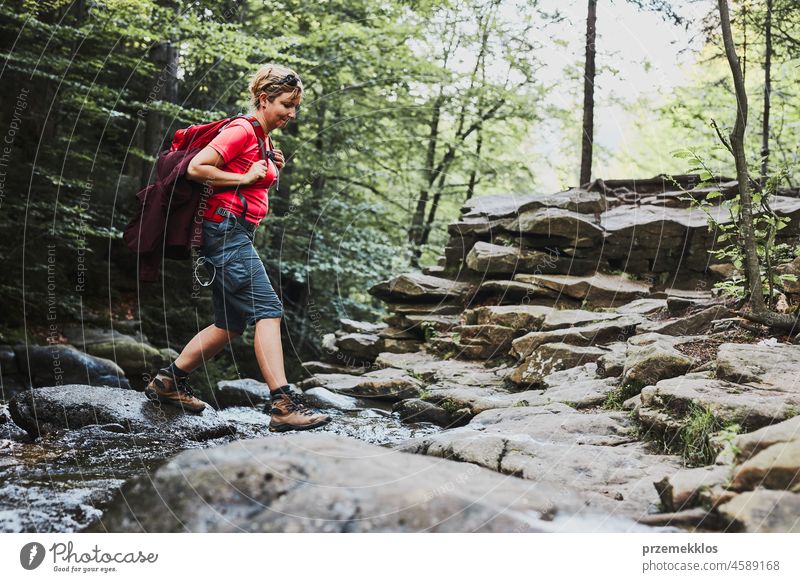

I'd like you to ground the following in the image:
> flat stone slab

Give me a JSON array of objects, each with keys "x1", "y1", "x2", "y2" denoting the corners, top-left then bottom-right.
[
  {"x1": 369, "y1": 273, "x2": 471, "y2": 301},
  {"x1": 399, "y1": 405, "x2": 681, "y2": 520},
  {"x1": 541, "y1": 364, "x2": 619, "y2": 408},
  {"x1": 514, "y1": 273, "x2": 651, "y2": 307},
  {"x1": 465, "y1": 304, "x2": 554, "y2": 330},
  {"x1": 374, "y1": 350, "x2": 507, "y2": 387},
  {"x1": 639, "y1": 373, "x2": 800, "y2": 436},
  {"x1": 716, "y1": 342, "x2": 800, "y2": 393},
  {"x1": 510, "y1": 315, "x2": 641, "y2": 359},
  {"x1": 466, "y1": 241, "x2": 554, "y2": 274},
  {"x1": 423, "y1": 383, "x2": 549, "y2": 415},
  {"x1": 615, "y1": 298, "x2": 667, "y2": 316},
  {"x1": 298, "y1": 368, "x2": 422, "y2": 401},
  {"x1": 717, "y1": 490, "x2": 800, "y2": 532},
  {"x1": 636, "y1": 305, "x2": 730, "y2": 336},
  {"x1": 89, "y1": 433, "x2": 647, "y2": 532},
  {"x1": 9, "y1": 384, "x2": 235, "y2": 441}
]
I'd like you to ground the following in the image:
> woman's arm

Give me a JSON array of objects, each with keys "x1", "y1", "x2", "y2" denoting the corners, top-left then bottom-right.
[{"x1": 185, "y1": 145, "x2": 268, "y2": 188}]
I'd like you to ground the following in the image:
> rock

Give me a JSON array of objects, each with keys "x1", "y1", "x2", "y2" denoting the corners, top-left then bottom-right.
[
  {"x1": 374, "y1": 350, "x2": 508, "y2": 388},
  {"x1": 537, "y1": 308, "x2": 623, "y2": 330},
  {"x1": 384, "y1": 302, "x2": 463, "y2": 316},
  {"x1": 399, "y1": 405, "x2": 680, "y2": 520},
  {"x1": 716, "y1": 342, "x2": 800, "y2": 391},
  {"x1": 378, "y1": 326, "x2": 418, "y2": 340},
  {"x1": 730, "y1": 439, "x2": 800, "y2": 491},
  {"x1": 476, "y1": 280, "x2": 580, "y2": 307},
  {"x1": 14, "y1": 344, "x2": 129, "y2": 390},
  {"x1": 369, "y1": 273, "x2": 471, "y2": 302},
  {"x1": 541, "y1": 364, "x2": 619, "y2": 408},
  {"x1": 380, "y1": 338, "x2": 424, "y2": 354},
  {"x1": 509, "y1": 343, "x2": 608, "y2": 387},
  {"x1": 510, "y1": 315, "x2": 640, "y2": 359},
  {"x1": 636, "y1": 305, "x2": 730, "y2": 336},
  {"x1": 509, "y1": 207, "x2": 604, "y2": 242},
  {"x1": 732, "y1": 416, "x2": 800, "y2": 462},
  {"x1": 717, "y1": 490, "x2": 800, "y2": 532},
  {"x1": 514, "y1": 273, "x2": 651, "y2": 307},
  {"x1": 392, "y1": 398, "x2": 470, "y2": 427},
  {"x1": 465, "y1": 241, "x2": 555, "y2": 274},
  {"x1": 638, "y1": 374, "x2": 800, "y2": 438},
  {"x1": 596, "y1": 342, "x2": 627, "y2": 378},
  {"x1": 335, "y1": 332, "x2": 384, "y2": 362},
  {"x1": 423, "y1": 383, "x2": 548, "y2": 416},
  {"x1": 9, "y1": 384, "x2": 235, "y2": 441},
  {"x1": 461, "y1": 189, "x2": 609, "y2": 221},
  {"x1": 621, "y1": 333, "x2": 697, "y2": 389},
  {"x1": 636, "y1": 507, "x2": 726, "y2": 530},
  {"x1": 775, "y1": 256, "x2": 800, "y2": 294},
  {"x1": 654, "y1": 465, "x2": 733, "y2": 512},
  {"x1": 615, "y1": 298, "x2": 667, "y2": 316},
  {"x1": 303, "y1": 387, "x2": 364, "y2": 411},
  {"x1": 339, "y1": 319, "x2": 387, "y2": 334},
  {"x1": 301, "y1": 361, "x2": 368, "y2": 376},
  {"x1": 465, "y1": 304, "x2": 553, "y2": 329},
  {"x1": 453, "y1": 324, "x2": 515, "y2": 360},
  {"x1": 212, "y1": 378, "x2": 270, "y2": 409},
  {"x1": 299, "y1": 368, "x2": 422, "y2": 401},
  {"x1": 89, "y1": 433, "x2": 620, "y2": 532}
]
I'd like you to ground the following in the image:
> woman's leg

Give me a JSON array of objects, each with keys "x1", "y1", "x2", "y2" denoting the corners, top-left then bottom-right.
[
  {"x1": 253, "y1": 317, "x2": 288, "y2": 390},
  {"x1": 174, "y1": 323, "x2": 241, "y2": 373}
]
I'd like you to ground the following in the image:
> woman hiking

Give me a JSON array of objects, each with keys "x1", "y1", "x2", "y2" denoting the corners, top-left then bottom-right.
[{"x1": 144, "y1": 64, "x2": 331, "y2": 433}]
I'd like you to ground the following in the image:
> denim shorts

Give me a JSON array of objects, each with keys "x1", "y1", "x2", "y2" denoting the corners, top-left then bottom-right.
[{"x1": 200, "y1": 216, "x2": 284, "y2": 333}]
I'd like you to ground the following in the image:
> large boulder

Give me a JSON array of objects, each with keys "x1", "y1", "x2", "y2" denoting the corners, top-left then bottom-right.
[
  {"x1": 399, "y1": 405, "x2": 681, "y2": 520},
  {"x1": 9, "y1": 384, "x2": 235, "y2": 441},
  {"x1": 14, "y1": 344, "x2": 129, "y2": 390},
  {"x1": 88, "y1": 433, "x2": 636, "y2": 532},
  {"x1": 212, "y1": 378, "x2": 271, "y2": 409}
]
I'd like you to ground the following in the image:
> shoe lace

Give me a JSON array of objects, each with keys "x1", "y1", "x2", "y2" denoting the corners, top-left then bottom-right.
[
  {"x1": 282, "y1": 391, "x2": 316, "y2": 416},
  {"x1": 176, "y1": 377, "x2": 196, "y2": 397}
]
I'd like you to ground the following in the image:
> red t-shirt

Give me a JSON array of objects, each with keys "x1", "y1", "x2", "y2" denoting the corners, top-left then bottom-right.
[{"x1": 201, "y1": 117, "x2": 278, "y2": 225}]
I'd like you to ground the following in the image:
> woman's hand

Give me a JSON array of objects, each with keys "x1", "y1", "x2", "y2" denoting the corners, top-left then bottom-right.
[
  {"x1": 272, "y1": 149, "x2": 285, "y2": 170},
  {"x1": 243, "y1": 159, "x2": 269, "y2": 185}
]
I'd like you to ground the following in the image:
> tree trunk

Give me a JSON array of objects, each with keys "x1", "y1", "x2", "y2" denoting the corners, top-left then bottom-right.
[
  {"x1": 140, "y1": 40, "x2": 179, "y2": 189},
  {"x1": 717, "y1": 0, "x2": 765, "y2": 313},
  {"x1": 579, "y1": 0, "x2": 597, "y2": 187},
  {"x1": 760, "y1": 0, "x2": 772, "y2": 182},
  {"x1": 409, "y1": 92, "x2": 444, "y2": 258},
  {"x1": 466, "y1": 129, "x2": 483, "y2": 202}
]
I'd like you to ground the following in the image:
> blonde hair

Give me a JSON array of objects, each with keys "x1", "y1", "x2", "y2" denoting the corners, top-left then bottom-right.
[{"x1": 248, "y1": 64, "x2": 303, "y2": 114}]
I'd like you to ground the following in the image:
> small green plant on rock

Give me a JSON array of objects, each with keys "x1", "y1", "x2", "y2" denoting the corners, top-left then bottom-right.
[{"x1": 679, "y1": 403, "x2": 741, "y2": 466}]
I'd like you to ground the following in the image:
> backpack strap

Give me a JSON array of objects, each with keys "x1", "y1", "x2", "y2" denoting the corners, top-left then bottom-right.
[{"x1": 216, "y1": 114, "x2": 277, "y2": 224}]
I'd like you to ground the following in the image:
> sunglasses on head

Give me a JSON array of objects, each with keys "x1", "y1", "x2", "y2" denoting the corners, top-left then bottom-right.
[{"x1": 279, "y1": 73, "x2": 300, "y2": 87}]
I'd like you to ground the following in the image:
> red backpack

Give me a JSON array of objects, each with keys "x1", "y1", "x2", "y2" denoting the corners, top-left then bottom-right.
[
  {"x1": 123, "y1": 114, "x2": 272, "y2": 282},
  {"x1": 170, "y1": 114, "x2": 273, "y2": 159}
]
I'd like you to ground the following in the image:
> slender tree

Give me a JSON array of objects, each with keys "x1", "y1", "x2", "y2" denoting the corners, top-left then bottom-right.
[
  {"x1": 717, "y1": 0, "x2": 799, "y2": 331},
  {"x1": 761, "y1": 0, "x2": 773, "y2": 182},
  {"x1": 579, "y1": 0, "x2": 597, "y2": 186}
]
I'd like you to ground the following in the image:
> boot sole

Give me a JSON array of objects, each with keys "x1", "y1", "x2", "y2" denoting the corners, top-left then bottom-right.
[
  {"x1": 268, "y1": 417, "x2": 331, "y2": 432},
  {"x1": 144, "y1": 387, "x2": 206, "y2": 414}
]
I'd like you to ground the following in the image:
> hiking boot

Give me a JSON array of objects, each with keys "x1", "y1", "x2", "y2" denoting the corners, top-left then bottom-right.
[
  {"x1": 144, "y1": 373, "x2": 206, "y2": 414},
  {"x1": 266, "y1": 386, "x2": 331, "y2": 432}
]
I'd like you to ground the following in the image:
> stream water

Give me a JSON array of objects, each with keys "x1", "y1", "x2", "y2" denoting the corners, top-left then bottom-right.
[{"x1": 0, "y1": 400, "x2": 440, "y2": 533}]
